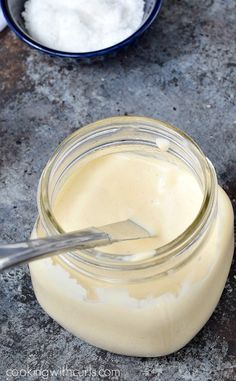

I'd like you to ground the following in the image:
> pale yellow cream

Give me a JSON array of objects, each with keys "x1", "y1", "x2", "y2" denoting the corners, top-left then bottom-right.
[{"x1": 30, "y1": 151, "x2": 234, "y2": 356}]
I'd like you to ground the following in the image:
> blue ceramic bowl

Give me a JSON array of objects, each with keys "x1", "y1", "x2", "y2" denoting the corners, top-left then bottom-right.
[{"x1": 1, "y1": 0, "x2": 163, "y2": 59}]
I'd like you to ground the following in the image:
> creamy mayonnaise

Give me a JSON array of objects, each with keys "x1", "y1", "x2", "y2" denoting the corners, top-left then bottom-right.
[
  {"x1": 30, "y1": 150, "x2": 234, "y2": 356},
  {"x1": 54, "y1": 152, "x2": 204, "y2": 253}
]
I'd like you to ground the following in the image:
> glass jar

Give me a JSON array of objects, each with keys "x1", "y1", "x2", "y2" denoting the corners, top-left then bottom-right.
[{"x1": 29, "y1": 116, "x2": 234, "y2": 357}]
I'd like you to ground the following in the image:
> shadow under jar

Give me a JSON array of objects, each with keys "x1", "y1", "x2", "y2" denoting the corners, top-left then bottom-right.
[{"x1": 30, "y1": 116, "x2": 234, "y2": 357}]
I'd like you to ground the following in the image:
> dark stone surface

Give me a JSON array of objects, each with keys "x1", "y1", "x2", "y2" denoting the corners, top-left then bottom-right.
[{"x1": 0, "y1": 0, "x2": 235, "y2": 380}]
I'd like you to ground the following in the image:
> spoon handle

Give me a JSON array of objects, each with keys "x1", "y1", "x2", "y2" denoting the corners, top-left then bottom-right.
[{"x1": 0, "y1": 228, "x2": 109, "y2": 271}]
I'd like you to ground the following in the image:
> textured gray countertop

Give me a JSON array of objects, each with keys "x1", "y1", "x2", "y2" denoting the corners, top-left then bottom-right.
[{"x1": 0, "y1": 0, "x2": 235, "y2": 380}]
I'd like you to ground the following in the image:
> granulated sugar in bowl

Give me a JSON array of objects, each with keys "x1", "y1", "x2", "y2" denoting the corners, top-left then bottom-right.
[{"x1": 22, "y1": 0, "x2": 145, "y2": 52}]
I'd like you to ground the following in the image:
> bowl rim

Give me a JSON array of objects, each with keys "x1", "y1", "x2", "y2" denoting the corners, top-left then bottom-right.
[{"x1": 0, "y1": 0, "x2": 163, "y2": 58}]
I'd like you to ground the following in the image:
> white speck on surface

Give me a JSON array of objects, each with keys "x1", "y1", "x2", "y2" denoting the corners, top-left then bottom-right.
[{"x1": 156, "y1": 138, "x2": 170, "y2": 152}]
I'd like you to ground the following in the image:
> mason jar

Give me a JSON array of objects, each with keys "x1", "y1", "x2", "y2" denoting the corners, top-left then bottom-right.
[{"x1": 29, "y1": 116, "x2": 234, "y2": 357}]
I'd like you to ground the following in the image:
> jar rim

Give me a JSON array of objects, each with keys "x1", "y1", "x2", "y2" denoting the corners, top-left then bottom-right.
[{"x1": 38, "y1": 116, "x2": 217, "y2": 273}]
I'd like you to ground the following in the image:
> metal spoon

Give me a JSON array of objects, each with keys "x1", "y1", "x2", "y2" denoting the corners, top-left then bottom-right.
[{"x1": 0, "y1": 220, "x2": 150, "y2": 271}]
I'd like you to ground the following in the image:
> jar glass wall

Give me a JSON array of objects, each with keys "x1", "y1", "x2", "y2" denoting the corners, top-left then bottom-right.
[{"x1": 29, "y1": 117, "x2": 234, "y2": 357}]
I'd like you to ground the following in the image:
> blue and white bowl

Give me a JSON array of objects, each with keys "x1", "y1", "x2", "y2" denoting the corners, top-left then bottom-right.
[{"x1": 0, "y1": 0, "x2": 163, "y2": 60}]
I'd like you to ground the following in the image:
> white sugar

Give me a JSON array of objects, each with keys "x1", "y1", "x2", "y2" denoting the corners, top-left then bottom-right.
[{"x1": 22, "y1": 0, "x2": 145, "y2": 52}]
